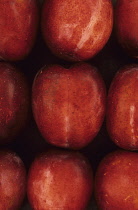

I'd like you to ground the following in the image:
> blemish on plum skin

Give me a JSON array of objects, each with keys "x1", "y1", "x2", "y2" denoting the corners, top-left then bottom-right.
[
  {"x1": 105, "y1": 200, "x2": 109, "y2": 205},
  {"x1": 124, "y1": 195, "x2": 132, "y2": 201},
  {"x1": 105, "y1": 193, "x2": 109, "y2": 205},
  {"x1": 112, "y1": 160, "x2": 121, "y2": 165},
  {"x1": 128, "y1": 163, "x2": 131, "y2": 166}
]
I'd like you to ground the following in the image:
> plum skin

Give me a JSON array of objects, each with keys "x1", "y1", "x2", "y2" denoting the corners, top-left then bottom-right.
[
  {"x1": 0, "y1": 0, "x2": 39, "y2": 61},
  {"x1": 27, "y1": 149, "x2": 93, "y2": 210},
  {"x1": 95, "y1": 150, "x2": 138, "y2": 210},
  {"x1": 114, "y1": 0, "x2": 138, "y2": 58},
  {"x1": 32, "y1": 62, "x2": 106, "y2": 149},
  {"x1": 41, "y1": 0, "x2": 113, "y2": 61},
  {"x1": 0, "y1": 149, "x2": 26, "y2": 210},
  {"x1": 106, "y1": 64, "x2": 138, "y2": 150},
  {"x1": 0, "y1": 62, "x2": 30, "y2": 144}
]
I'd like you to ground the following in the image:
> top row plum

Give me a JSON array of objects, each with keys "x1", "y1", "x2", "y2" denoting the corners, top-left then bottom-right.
[{"x1": 0, "y1": 0, "x2": 137, "y2": 62}]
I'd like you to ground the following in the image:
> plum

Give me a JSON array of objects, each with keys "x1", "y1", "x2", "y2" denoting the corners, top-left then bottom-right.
[
  {"x1": 114, "y1": 0, "x2": 138, "y2": 58},
  {"x1": 95, "y1": 150, "x2": 138, "y2": 210},
  {"x1": 0, "y1": 0, "x2": 39, "y2": 61},
  {"x1": 0, "y1": 62, "x2": 30, "y2": 144},
  {"x1": 41, "y1": 0, "x2": 113, "y2": 61},
  {"x1": 0, "y1": 149, "x2": 26, "y2": 210},
  {"x1": 32, "y1": 62, "x2": 106, "y2": 149},
  {"x1": 27, "y1": 149, "x2": 93, "y2": 210},
  {"x1": 107, "y1": 64, "x2": 138, "y2": 150}
]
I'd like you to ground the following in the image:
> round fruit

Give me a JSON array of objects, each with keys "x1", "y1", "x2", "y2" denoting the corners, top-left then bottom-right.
[
  {"x1": 114, "y1": 0, "x2": 138, "y2": 58},
  {"x1": 32, "y1": 63, "x2": 106, "y2": 149},
  {"x1": 95, "y1": 150, "x2": 138, "y2": 210},
  {"x1": 27, "y1": 149, "x2": 93, "y2": 210},
  {"x1": 41, "y1": 0, "x2": 113, "y2": 61},
  {"x1": 107, "y1": 64, "x2": 138, "y2": 150},
  {"x1": 0, "y1": 0, "x2": 39, "y2": 61},
  {"x1": 0, "y1": 62, "x2": 30, "y2": 144},
  {"x1": 0, "y1": 149, "x2": 26, "y2": 209}
]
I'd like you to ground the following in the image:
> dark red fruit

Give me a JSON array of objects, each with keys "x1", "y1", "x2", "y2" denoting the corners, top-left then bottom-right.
[
  {"x1": 0, "y1": 62, "x2": 30, "y2": 144},
  {"x1": 27, "y1": 149, "x2": 93, "y2": 210},
  {"x1": 32, "y1": 63, "x2": 106, "y2": 149}
]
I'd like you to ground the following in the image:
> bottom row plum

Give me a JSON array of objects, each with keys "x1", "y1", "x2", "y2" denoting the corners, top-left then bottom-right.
[{"x1": 0, "y1": 148, "x2": 138, "y2": 210}]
